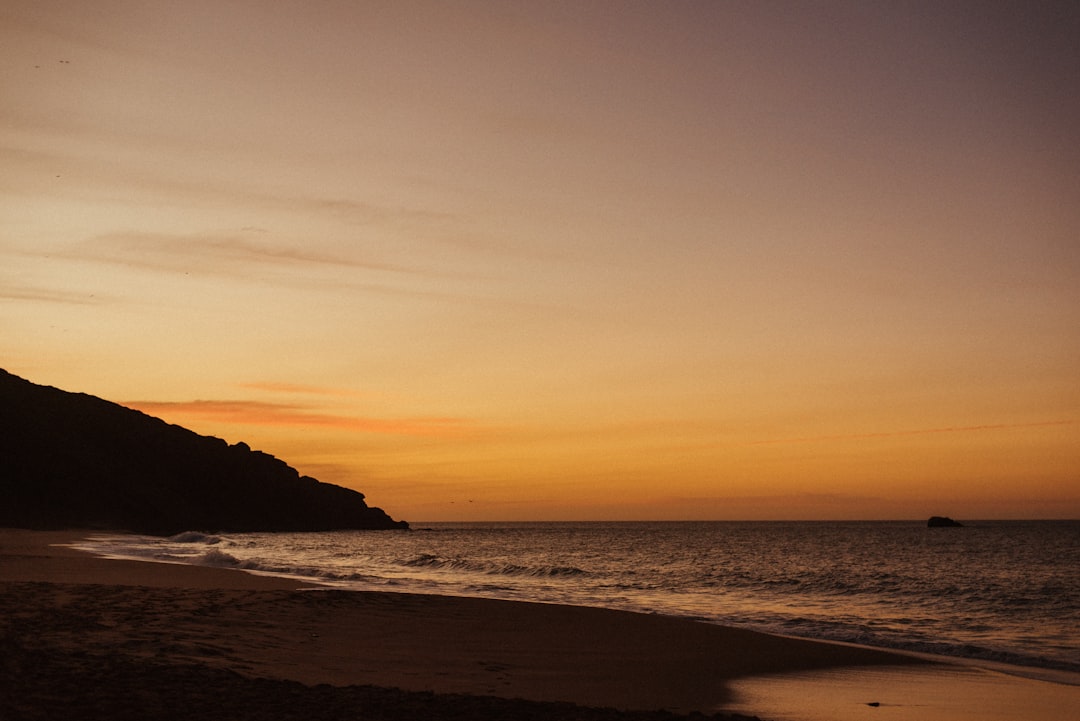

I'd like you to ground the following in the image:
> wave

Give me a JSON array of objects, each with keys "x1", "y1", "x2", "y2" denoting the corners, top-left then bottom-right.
[
  {"x1": 187, "y1": 549, "x2": 384, "y2": 585},
  {"x1": 168, "y1": 531, "x2": 224, "y2": 545},
  {"x1": 196, "y1": 548, "x2": 244, "y2": 567},
  {"x1": 398, "y1": 553, "x2": 588, "y2": 578}
]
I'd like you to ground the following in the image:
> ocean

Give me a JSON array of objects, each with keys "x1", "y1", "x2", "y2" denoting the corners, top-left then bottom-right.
[{"x1": 74, "y1": 520, "x2": 1079, "y2": 677}]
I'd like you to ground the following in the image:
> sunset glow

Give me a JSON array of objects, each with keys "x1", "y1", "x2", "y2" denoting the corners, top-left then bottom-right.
[{"x1": 3, "y1": 1, "x2": 1077, "y2": 521}]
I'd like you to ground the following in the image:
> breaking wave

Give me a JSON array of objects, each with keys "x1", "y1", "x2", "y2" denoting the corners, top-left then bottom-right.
[
  {"x1": 399, "y1": 553, "x2": 587, "y2": 578},
  {"x1": 196, "y1": 548, "x2": 244, "y2": 567},
  {"x1": 190, "y1": 548, "x2": 382, "y2": 585},
  {"x1": 168, "y1": 531, "x2": 223, "y2": 545}
]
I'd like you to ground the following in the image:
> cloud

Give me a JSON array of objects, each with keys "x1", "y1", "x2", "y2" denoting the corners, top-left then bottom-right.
[
  {"x1": 747, "y1": 420, "x2": 1076, "y2": 446},
  {"x1": 0, "y1": 139, "x2": 459, "y2": 231},
  {"x1": 12, "y1": 225, "x2": 528, "y2": 309},
  {"x1": 64, "y1": 231, "x2": 422, "y2": 278},
  {"x1": 235, "y1": 381, "x2": 363, "y2": 397},
  {"x1": 123, "y1": 399, "x2": 470, "y2": 437},
  {"x1": 0, "y1": 284, "x2": 106, "y2": 304},
  {"x1": 664, "y1": 492, "x2": 886, "y2": 506},
  {"x1": 34, "y1": 227, "x2": 546, "y2": 306}
]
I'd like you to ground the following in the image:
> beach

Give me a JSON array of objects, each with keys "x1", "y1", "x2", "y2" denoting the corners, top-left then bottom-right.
[{"x1": 2, "y1": 530, "x2": 1076, "y2": 721}]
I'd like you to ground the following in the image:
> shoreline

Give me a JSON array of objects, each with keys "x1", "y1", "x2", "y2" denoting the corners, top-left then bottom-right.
[
  {"x1": 61, "y1": 527, "x2": 1080, "y2": 686},
  {"x1": 3, "y1": 529, "x2": 1077, "y2": 720}
]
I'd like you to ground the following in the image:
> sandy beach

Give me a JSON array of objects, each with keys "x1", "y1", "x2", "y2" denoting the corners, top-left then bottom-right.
[{"x1": 2, "y1": 530, "x2": 1076, "y2": 721}]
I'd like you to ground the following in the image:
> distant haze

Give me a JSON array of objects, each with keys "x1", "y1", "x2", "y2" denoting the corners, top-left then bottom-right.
[{"x1": 2, "y1": 1, "x2": 1077, "y2": 520}]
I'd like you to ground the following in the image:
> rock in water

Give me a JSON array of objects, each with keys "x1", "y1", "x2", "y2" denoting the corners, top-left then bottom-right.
[{"x1": 927, "y1": 516, "x2": 963, "y2": 528}]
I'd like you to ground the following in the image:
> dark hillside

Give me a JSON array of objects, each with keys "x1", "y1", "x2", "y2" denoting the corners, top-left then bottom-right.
[{"x1": 0, "y1": 369, "x2": 407, "y2": 534}]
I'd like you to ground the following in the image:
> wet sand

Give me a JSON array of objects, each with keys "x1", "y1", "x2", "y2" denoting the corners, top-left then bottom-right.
[
  {"x1": 725, "y1": 663, "x2": 1080, "y2": 721},
  {"x1": 2, "y1": 529, "x2": 1074, "y2": 720}
]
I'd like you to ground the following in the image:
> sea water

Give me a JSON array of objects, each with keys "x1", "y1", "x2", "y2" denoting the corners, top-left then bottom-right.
[{"x1": 74, "y1": 520, "x2": 1079, "y2": 676}]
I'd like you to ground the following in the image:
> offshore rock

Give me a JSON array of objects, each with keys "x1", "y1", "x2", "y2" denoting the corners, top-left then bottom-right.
[
  {"x1": 0, "y1": 368, "x2": 408, "y2": 534},
  {"x1": 927, "y1": 516, "x2": 963, "y2": 528}
]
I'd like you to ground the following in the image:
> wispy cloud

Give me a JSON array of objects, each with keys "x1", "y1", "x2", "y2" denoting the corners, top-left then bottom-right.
[
  {"x1": 0, "y1": 138, "x2": 459, "y2": 231},
  {"x1": 747, "y1": 420, "x2": 1075, "y2": 446},
  {"x1": 123, "y1": 399, "x2": 470, "y2": 437},
  {"x1": 10, "y1": 225, "x2": 531, "y2": 309},
  {"x1": 0, "y1": 283, "x2": 107, "y2": 304},
  {"x1": 236, "y1": 381, "x2": 363, "y2": 397},
  {"x1": 63, "y1": 231, "x2": 425, "y2": 278}
]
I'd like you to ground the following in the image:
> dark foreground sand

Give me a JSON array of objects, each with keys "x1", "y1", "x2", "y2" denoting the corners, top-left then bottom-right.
[{"x1": 4, "y1": 529, "x2": 1064, "y2": 721}]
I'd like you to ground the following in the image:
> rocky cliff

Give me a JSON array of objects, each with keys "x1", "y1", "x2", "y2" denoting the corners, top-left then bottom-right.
[{"x1": 0, "y1": 369, "x2": 407, "y2": 534}]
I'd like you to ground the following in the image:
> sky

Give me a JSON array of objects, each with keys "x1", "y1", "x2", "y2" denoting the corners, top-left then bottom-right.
[{"x1": 2, "y1": 1, "x2": 1078, "y2": 522}]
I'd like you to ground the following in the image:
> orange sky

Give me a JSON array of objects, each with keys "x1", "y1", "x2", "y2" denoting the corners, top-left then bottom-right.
[{"x1": 2, "y1": 1, "x2": 1078, "y2": 521}]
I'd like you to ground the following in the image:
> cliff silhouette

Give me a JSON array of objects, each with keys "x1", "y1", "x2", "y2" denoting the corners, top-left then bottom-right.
[{"x1": 0, "y1": 369, "x2": 407, "y2": 534}]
